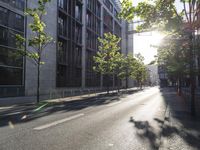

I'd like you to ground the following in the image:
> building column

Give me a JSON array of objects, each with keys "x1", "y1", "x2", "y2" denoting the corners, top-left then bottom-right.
[{"x1": 100, "y1": 4, "x2": 104, "y2": 88}]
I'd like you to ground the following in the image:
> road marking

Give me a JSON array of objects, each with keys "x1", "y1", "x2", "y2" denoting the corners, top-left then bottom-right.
[
  {"x1": 33, "y1": 113, "x2": 84, "y2": 130},
  {"x1": 108, "y1": 143, "x2": 114, "y2": 147},
  {"x1": 107, "y1": 101, "x2": 122, "y2": 107}
]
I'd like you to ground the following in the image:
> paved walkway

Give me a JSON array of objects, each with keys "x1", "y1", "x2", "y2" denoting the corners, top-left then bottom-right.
[
  {"x1": 0, "y1": 88, "x2": 141, "y2": 116},
  {"x1": 159, "y1": 89, "x2": 200, "y2": 150}
]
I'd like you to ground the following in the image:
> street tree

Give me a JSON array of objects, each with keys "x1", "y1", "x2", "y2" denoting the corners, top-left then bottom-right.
[
  {"x1": 133, "y1": 53, "x2": 147, "y2": 89},
  {"x1": 157, "y1": 34, "x2": 190, "y2": 94},
  {"x1": 119, "y1": 0, "x2": 200, "y2": 115},
  {"x1": 93, "y1": 32, "x2": 121, "y2": 93},
  {"x1": 115, "y1": 54, "x2": 138, "y2": 90},
  {"x1": 16, "y1": 0, "x2": 53, "y2": 103}
]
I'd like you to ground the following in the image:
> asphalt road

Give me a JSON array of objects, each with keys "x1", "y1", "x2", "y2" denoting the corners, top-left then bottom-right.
[{"x1": 0, "y1": 87, "x2": 169, "y2": 150}]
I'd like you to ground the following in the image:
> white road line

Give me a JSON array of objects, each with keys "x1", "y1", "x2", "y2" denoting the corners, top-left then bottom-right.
[
  {"x1": 33, "y1": 113, "x2": 84, "y2": 130},
  {"x1": 107, "y1": 101, "x2": 122, "y2": 107}
]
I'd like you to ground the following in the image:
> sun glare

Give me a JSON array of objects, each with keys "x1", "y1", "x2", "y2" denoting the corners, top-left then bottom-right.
[
  {"x1": 134, "y1": 31, "x2": 165, "y2": 64},
  {"x1": 150, "y1": 31, "x2": 165, "y2": 46}
]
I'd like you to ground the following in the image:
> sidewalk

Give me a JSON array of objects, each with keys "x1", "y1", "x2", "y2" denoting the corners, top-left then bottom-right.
[
  {"x1": 159, "y1": 90, "x2": 200, "y2": 150},
  {"x1": 0, "y1": 87, "x2": 141, "y2": 116}
]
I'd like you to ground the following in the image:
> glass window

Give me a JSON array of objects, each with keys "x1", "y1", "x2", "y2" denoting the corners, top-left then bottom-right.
[
  {"x1": 56, "y1": 65, "x2": 67, "y2": 87},
  {"x1": 0, "y1": 26, "x2": 8, "y2": 46},
  {"x1": 86, "y1": 12, "x2": 91, "y2": 27},
  {"x1": 0, "y1": 66, "x2": 23, "y2": 85},
  {"x1": 15, "y1": 0, "x2": 24, "y2": 11},
  {"x1": 58, "y1": 14, "x2": 66, "y2": 36},
  {"x1": 103, "y1": 9, "x2": 113, "y2": 30},
  {"x1": 10, "y1": 0, "x2": 25, "y2": 11},
  {"x1": 58, "y1": 40, "x2": 67, "y2": 64},
  {"x1": 8, "y1": 30, "x2": 19, "y2": 48},
  {"x1": 0, "y1": 7, "x2": 8, "y2": 26},
  {"x1": 75, "y1": 25, "x2": 82, "y2": 44},
  {"x1": 75, "y1": 3, "x2": 82, "y2": 22},
  {"x1": 0, "y1": 7, "x2": 24, "y2": 32},
  {"x1": 96, "y1": 2, "x2": 101, "y2": 17},
  {"x1": 0, "y1": 47, "x2": 23, "y2": 67},
  {"x1": 114, "y1": 21, "x2": 121, "y2": 37},
  {"x1": 103, "y1": 0, "x2": 113, "y2": 12},
  {"x1": 58, "y1": 0, "x2": 64, "y2": 9},
  {"x1": 14, "y1": 14, "x2": 24, "y2": 32},
  {"x1": 75, "y1": 46, "x2": 81, "y2": 67}
]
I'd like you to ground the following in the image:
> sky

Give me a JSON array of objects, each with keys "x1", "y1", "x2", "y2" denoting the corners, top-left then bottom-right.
[{"x1": 130, "y1": 0, "x2": 183, "y2": 64}]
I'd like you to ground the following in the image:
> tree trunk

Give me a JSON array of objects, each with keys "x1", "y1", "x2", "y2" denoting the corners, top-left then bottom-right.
[
  {"x1": 117, "y1": 79, "x2": 120, "y2": 93},
  {"x1": 177, "y1": 77, "x2": 182, "y2": 96},
  {"x1": 106, "y1": 75, "x2": 110, "y2": 94},
  {"x1": 126, "y1": 75, "x2": 128, "y2": 89},
  {"x1": 37, "y1": 62, "x2": 40, "y2": 103}
]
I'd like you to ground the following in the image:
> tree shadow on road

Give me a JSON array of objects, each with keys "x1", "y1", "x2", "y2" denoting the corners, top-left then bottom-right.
[
  {"x1": 129, "y1": 87, "x2": 200, "y2": 150},
  {"x1": 129, "y1": 117, "x2": 160, "y2": 150},
  {"x1": 0, "y1": 89, "x2": 143, "y2": 128}
]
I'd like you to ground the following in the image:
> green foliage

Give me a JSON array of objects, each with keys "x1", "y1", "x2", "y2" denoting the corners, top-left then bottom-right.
[
  {"x1": 118, "y1": 0, "x2": 135, "y2": 22},
  {"x1": 16, "y1": 0, "x2": 52, "y2": 65},
  {"x1": 116, "y1": 54, "x2": 137, "y2": 80},
  {"x1": 157, "y1": 34, "x2": 190, "y2": 78},
  {"x1": 119, "y1": 0, "x2": 183, "y2": 32},
  {"x1": 132, "y1": 53, "x2": 148, "y2": 87},
  {"x1": 93, "y1": 33, "x2": 148, "y2": 88},
  {"x1": 93, "y1": 32, "x2": 121, "y2": 75},
  {"x1": 15, "y1": 0, "x2": 52, "y2": 103}
]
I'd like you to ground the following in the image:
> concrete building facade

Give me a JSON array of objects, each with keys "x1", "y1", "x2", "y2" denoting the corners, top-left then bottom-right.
[{"x1": 0, "y1": 0, "x2": 133, "y2": 99}]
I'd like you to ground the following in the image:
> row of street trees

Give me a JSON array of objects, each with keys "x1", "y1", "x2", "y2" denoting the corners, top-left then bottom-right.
[
  {"x1": 15, "y1": 0, "x2": 148, "y2": 103},
  {"x1": 119, "y1": 0, "x2": 200, "y2": 115},
  {"x1": 93, "y1": 33, "x2": 147, "y2": 93},
  {"x1": 156, "y1": 33, "x2": 190, "y2": 94}
]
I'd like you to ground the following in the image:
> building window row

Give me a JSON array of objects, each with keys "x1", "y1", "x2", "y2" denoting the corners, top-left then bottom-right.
[
  {"x1": 58, "y1": 0, "x2": 82, "y2": 22},
  {"x1": 0, "y1": 1, "x2": 24, "y2": 91},
  {"x1": 114, "y1": 8, "x2": 121, "y2": 22},
  {"x1": 58, "y1": 12, "x2": 82, "y2": 44},
  {"x1": 0, "y1": 46, "x2": 23, "y2": 68},
  {"x1": 57, "y1": 0, "x2": 82, "y2": 87},
  {"x1": 86, "y1": 0, "x2": 101, "y2": 17},
  {"x1": 86, "y1": 11, "x2": 101, "y2": 34},
  {"x1": 0, "y1": 66, "x2": 23, "y2": 85},
  {"x1": 103, "y1": 0, "x2": 113, "y2": 13},
  {"x1": 103, "y1": 9, "x2": 113, "y2": 31},
  {"x1": 0, "y1": 26, "x2": 23, "y2": 49},
  {"x1": 57, "y1": 41, "x2": 82, "y2": 87},
  {"x1": 0, "y1": 0, "x2": 25, "y2": 11},
  {"x1": 114, "y1": 21, "x2": 121, "y2": 37},
  {"x1": 0, "y1": 6, "x2": 24, "y2": 32},
  {"x1": 86, "y1": 50, "x2": 100, "y2": 87},
  {"x1": 86, "y1": 30, "x2": 99, "y2": 50}
]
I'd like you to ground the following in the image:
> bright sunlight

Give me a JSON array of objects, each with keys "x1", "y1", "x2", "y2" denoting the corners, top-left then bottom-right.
[{"x1": 134, "y1": 31, "x2": 165, "y2": 64}]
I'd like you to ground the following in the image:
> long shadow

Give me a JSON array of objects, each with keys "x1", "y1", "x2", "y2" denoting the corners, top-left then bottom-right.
[
  {"x1": 128, "y1": 87, "x2": 200, "y2": 150},
  {"x1": 0, "y1": 89, "x2": 142, "y2": 128},
  {"x1": 129, "y1": 117, "x2": 160, "y2": 149}
]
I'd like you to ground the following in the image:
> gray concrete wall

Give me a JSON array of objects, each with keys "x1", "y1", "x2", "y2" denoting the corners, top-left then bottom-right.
[{"x1": 25, "y1": 0, "x2": 57, "y2": 96}]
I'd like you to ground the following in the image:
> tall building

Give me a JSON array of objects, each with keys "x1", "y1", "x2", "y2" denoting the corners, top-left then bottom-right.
[
  {"x1": 0, "y1": 0, "x2": 25, "y2": 97},
  {"x1": 0, "y1": 0, "x2": 133, "y2": 99}
]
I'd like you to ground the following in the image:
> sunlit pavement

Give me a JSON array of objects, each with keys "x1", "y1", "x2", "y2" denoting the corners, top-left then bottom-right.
[{"x1": 0, "y1": 87, "x2": 199, "y2": 150}]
